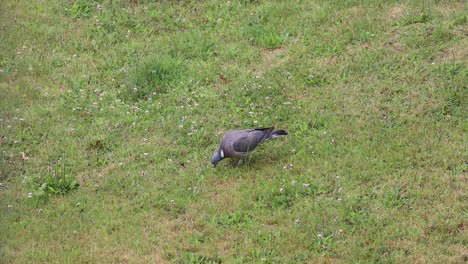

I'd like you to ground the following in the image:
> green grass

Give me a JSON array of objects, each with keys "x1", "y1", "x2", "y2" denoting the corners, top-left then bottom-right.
[{"x1": 1, "y1": 0, "x2": 467, "y2": 263}]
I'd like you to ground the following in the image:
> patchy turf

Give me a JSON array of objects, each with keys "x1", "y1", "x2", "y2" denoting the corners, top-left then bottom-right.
[{"x1": 1, "y1": 0, "x2": 466, "y2": 263}]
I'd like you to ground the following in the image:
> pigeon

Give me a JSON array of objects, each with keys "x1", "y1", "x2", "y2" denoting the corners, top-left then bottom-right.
[{"x1": 211, "y1": 127, "x2": 288, "y2": 167}]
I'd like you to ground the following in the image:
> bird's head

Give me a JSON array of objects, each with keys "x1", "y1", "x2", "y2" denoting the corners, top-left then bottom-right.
[{"x1": 210, "y1": 149, "x2": 224, "y2": 167}]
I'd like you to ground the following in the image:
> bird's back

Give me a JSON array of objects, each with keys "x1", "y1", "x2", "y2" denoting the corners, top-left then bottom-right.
[{"x1": 221, "y1": 128, "x2": 274, "y2": 157}]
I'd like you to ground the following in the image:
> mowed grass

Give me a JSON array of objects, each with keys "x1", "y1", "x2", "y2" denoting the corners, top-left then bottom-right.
[{"x1": 0, "y1": 0, "x2": 466, "y2": 263}]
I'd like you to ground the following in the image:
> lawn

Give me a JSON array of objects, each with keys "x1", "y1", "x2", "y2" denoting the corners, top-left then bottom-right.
[{"x1": 0, "y1": 0, "x2": 466, "y2": 263}]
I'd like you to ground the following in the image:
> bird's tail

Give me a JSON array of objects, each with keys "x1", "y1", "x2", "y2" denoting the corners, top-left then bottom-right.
[{"x1": 269, "y1": 129, "x2": 288, "y2": 139}]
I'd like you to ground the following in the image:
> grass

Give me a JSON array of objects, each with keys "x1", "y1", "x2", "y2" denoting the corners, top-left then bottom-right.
[{"x1": 0, "y1": 0, "x2": 466, "y2": 263}]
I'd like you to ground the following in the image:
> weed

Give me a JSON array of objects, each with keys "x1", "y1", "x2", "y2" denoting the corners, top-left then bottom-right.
[
  {"x1": 215, "y1": 211, "x2": 252, "y2": 227},
  {"x1": 67, "y1": 1, "x2": 95, "y2": 19},
  {"x1": 125, "y1": 54, "x2": 185, "y2": 101},
  {"x1": 383, "y1": 186, "x2": 409, "y2": 208},
  {"x1": 182, "y1": 253, "x2": 222, "y2": 264},
  {"x1": 404, "y1": 13, "x2": 431, "y2": 25},
  {"x1": 451, "y1": 14, "x2": 467, "y2": 26},
  {"x1": 31, "y1": 163, "x2": 79, "y2": 199},
  {"x1": 310, "y1": 233, "x2": 337, "y2": 254},
  {"x1": 170, "y1": 31, "x2": 216, "y2": 60},
  {"x1": 244, "y1": 25, "x2": 290, "y2": 48}
]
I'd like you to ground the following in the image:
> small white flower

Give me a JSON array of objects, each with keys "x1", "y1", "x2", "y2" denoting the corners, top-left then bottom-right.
[
  {"x1": 27, "y1": 192, "x2": 32, "y2": 198},
  {"x1": 317, "y1": 233, "x2": 323, "y2": 239},
  {"x1": 303, "y1": 183, "x2": 310, "y2": 188},
  {"x1": 143, "y1": 153, "x2": 148, "y2": 156},
  {"x1": 295, "y1": 219, "x2": 301, "y2": 225},
  {"x1": 280, "y1": 188, "x2": 284, "y2": 193},
  {"x1": 7, "y1": 205, "x2": 12, "y2": 209},
  {"x1": 170, "y1": 200, "x2": 175, "y2": 205}
]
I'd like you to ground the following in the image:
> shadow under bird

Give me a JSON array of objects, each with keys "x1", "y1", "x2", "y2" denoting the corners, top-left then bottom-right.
[{"x1": 211, "y1": 127, "x2": 288, "y2": 167}]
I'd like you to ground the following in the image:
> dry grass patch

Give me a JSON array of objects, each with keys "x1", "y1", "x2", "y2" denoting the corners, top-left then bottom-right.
[
  {"x1": 384, "y1": 39, "x2": 405, "y2": 52},
  {"x1": 434, "y1": 41, "x2": 468, "y2": 63},
  {"x1": 205, "y1": 178, "x2": 242, "y2": 212},
  {"x1": 316, "y1": 55, "x2": 339, "y2": 68},
  {"x1": 387, "y1": 5, "x2": 406, "y2": 22},
  {"x1": 255, "y1": 47, "x2": 288, "y2": 76},
  {"x1": 349, "y1": 6, "x2": 366, "y2": 19},
  {"x1": 436, "y1": 2, "x2": 466, "y2": 17}
]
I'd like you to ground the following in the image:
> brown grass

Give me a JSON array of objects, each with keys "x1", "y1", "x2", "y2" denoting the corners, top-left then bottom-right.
[
  {"x1": 255, "y1": 47, "x2": 288, "y2": 76},
  {"x1": 436, "y1": 2, "x2": 466, "y2": 17},
  {"x1": 316, "y1": 55, "x2": 339, "y2": 68},
  {"x1": 434, "y1": 42, "x2": 468, "y2": 63},
  {"x1": 387, "y1": 5, "x2": 406, "y2": 22}
]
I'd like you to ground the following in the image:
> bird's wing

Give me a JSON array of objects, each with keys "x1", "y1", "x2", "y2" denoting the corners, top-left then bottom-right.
[{"x1": 231, "y1": 130, "x2": 265, "y2": 153}]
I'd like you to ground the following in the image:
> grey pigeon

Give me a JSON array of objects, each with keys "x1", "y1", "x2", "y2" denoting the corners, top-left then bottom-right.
[{"x1": 211, "y1": 127, "x2": 288, "y2": 167}]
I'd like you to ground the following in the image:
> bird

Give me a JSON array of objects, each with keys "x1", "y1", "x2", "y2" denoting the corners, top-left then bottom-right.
[{"x1": 211, "y1": 127, "x2": 288, "y2": 167}]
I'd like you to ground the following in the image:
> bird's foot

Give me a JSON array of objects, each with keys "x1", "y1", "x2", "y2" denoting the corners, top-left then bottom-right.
[{"x1": 237, "y1": 159, "x2": 244, "y2": 167}]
